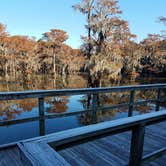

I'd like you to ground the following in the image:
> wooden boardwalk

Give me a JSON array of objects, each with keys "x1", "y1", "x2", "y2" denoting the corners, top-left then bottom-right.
[
  {"x1": 58, "y1": 122, "x2": 166, "y2": 166},
  {"x1": 0, "y1": 147, "x2": 24, "y2": 166},
  {"x1": 0, "y1": 121, "x2": 165, "y2": 166},
  {"x1": 0, "y1": 84, "x2": 166, "y2": 166}
]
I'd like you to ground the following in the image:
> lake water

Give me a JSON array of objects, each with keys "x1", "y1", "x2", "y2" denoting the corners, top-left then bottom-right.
[{"x1": 0, "y1": 74, "x2": 165, "y2": 145}]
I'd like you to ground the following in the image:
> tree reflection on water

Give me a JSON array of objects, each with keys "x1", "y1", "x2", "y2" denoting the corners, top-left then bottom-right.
[
  {"x1": 0, "y1": 74, "x2": 165, "y2": 125},
  {"x1": 46, "y1": 97, "x2": 69, "y2": 114},
  {"x1": 0, "y1": 74, "x2": 165, "y2": 145},
  {"x1": 0, "y1": 74, "x2": 87, "y2": 120}
]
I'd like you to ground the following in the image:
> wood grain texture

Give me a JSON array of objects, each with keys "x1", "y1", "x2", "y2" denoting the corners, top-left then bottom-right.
[
  {"x1": 18, "y1": 142, "x2": 71, "y2": 166},
  {"x1": 0, "y1": 83, "x2": 165, "y2": 129},
  {"x1": 21, "y1": 110, "x2": 166, "y2": 146},
  {"x1": 58, "y1": 122, "x2": 166, "y2": 166},
  {"x1": 0, "y1": 146, "x2": 24, "y2": 166},
  {"x1": 0, "y1": 83, "x2": 165, "y2": 100},
  {"x1": 0, "y1": 122, "x2": 165, "y2": 166}
]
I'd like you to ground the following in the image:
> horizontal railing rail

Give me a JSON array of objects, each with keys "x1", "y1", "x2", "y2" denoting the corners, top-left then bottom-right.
[
  {"x1": 0, "y1": 84, "x2": 166, "y2": 128},
  {"x1": 0, "y1": 99, "x2": 163, "y2": 127},
  {"x1": 0, "y1": 83, "x2": 165, "y2": 100}
]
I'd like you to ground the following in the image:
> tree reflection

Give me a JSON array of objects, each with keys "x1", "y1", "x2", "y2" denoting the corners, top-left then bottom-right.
[
  {"x1": 0, "y1": 74, "x2": 87, "y2": 120},
  {"x1": 78, "y1": 110, "x2": 116, "y2": 126},
  {"x1": 45, "y1": 97, "x2": 69, "y2": 114},
  {"x1": 78, "y1": 85, "x2": 162, "y2": 126},
  {"x1": 0, "y1": 74, "x2": 165, "y2": 123},
  {"x1": 0, "y1": 99, "x2": 37, "y2": 120}
]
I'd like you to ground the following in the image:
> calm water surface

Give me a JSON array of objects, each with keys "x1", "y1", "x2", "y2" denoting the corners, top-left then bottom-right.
[{"x1": 0, "y1": 74, "x2": 165, "y2": 145}]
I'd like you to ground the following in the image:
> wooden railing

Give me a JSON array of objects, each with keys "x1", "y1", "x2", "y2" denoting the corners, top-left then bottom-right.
[
  {"x1": 18, "y1": 110, "x2": 166, "y2": 166},
  {"x1": 0, "y1": 84, "x2": 166, "y2": 128},
  {"x1": 0, "y1": 84, "x2": 166, "y2": 165}
]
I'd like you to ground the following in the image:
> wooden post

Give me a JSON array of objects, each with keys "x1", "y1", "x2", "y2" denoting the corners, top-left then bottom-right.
[
  {"x1": 39, "y1": 118, "x2": 45, "y2": 136},
  {"x1": 155, "y1": 89, "x2": 161, "y2": 111},
  {"x1": 129, "y1": 124, "x2": 145, "y2": 166},
  {"x1": 38, "y1": 98, "x2": 45, "y2": 136},
  {"x1": 38, "y1": 98, "x2": 45, "y2": 117},
  {"x1": 128, "y1": 90, "x2": 135, "y2": 117},
  {"x1": 92, "y1": 93, "x2": 98, "y2": 123}
]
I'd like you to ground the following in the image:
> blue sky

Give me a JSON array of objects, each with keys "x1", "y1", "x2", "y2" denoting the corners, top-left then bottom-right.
[{"x1": 0, "y1": 0, "x2": 165, "y2": 48}]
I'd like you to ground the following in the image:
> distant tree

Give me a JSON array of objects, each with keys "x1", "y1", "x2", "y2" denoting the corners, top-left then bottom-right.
[
  {"x1": 0, "y1": 21, "x2": 85, "y2": 77},
  {"x1": 158, "y1": 16, "x2": 166, "y2": 39},
  {"x1": 141, "y1": 34, "x2": 161, "y2": 53},
  {"x1": 74, "y1": 0, "x2": 135, "y2": 56},
  {"x1": 0, "y1": 23, "x2": 9, "y2": 77},
  {"x1": 7, "y1": 35, "x2": 36, "y2": 81},
  {"x1": 73, "y1": 0, "x2": 136, "y2": 84},
  {"x1": 42, "y1": 29, "x2": 68, "y2": 75},
  {"x1": 73, "y1": 0, "x2": 95, "y2": 59},
  {"x1": 0, "y1": 23, "x2": 8, "y2": 37},
  {"x1": 121, "y1": 41, "x2": 142, "y2": 76},
  {"x1": 140, "y1": 33, "x2": 165, "y2": 75}
]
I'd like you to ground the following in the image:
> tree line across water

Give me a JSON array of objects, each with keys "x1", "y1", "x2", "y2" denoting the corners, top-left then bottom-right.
[{"x1": 0, "y1": 0, "x2": 165, "y2": 85}]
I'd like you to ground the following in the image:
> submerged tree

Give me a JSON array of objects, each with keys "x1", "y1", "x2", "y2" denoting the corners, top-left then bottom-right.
[
  {"x1": 0, "y1": 23, "x2": 85, "y2": 78},
  {"x1": 0, "y1": 3, "x2": 165, "y2": 82},
  {"x1": 73, "y1": 0, "x2": 136, "y2": 86}
]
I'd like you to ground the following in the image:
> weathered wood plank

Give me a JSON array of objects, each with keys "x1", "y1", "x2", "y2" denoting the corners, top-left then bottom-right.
[
  {"x1": 142, "y1": 147, "x2": 166, "y2": 164},
  {"x1": 129, "y1": 124, "x2": 145, "y2": 166},
  {"x1": 155, "y1": 89, "x2": 161, "y2": 111},
  {"x1": 59, "y1": 122, "x2": 166, "y2": 166},
  {"x1": 0, "y1": 121, "x2": 165, "y2": 166},
  {"x1": 18, "y1": 142, "x2": 71, "y2": 166},
  {"x1": 128, "y1": 90, "x2": 135, "y2": 117},
  {"x1": 38, "y1": 97, "x2": 44, "y2": 117},
  {"x1": 0, "y1": 83, "x2": 165, "y2": 100},
  {"x1": 22, "y1": 111, "x2": 166, "y2": 146},
  {"x1": 59, "y1": 148, "x2": 91, "y2": 166},
  {"x1": 92, "y1": 93, "x2": 98, "y2": 123},
  {"x1": 0, "y1": 146, "x2": 24, "y2": 166}
]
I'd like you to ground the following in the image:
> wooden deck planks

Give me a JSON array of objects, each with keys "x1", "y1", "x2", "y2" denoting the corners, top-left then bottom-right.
[
  {"x1": 0, "y1": 146, "x2": 24, "y2": 166},
  {"x1": 58, "y1": 122, "x2": 166, "y2": 166},
  {"x1": 0, "y1": 122, "x2": 165, "y2": 166},
  {"x1": 58, "y1": 132, "x2": 130, "y2": 166},
  {"x1": 18, "y1": 142, "x2": 71, "y2": 166}
]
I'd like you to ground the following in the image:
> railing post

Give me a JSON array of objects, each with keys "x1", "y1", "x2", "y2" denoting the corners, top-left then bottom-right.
[
  {"x1": 129, "y1": 124, "x2": 145, "y2": 166},
  {"x1": 92, "y1": 93, "x2": 98, "y2": 123},
  {"x1": 39, "y1": 117, "x2": 45, "y2": 136},
  {"x1": 128, "y1": 90, "x2": 135, "y2": 117},
  {"x1": 38, "y1": 98, "x2": 45, "y2": 136},
  {"x1": 38, "y1": 98, "x2": 45, "y2": 117},
  {"x1": 155, "y1": 89, "x2": 161, "y2": 111}
]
